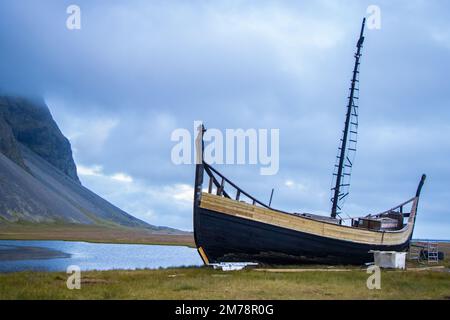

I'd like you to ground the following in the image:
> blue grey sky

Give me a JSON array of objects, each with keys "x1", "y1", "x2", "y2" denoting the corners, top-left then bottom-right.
[{"x1": 0, "y1": 0, "x2": 449, "y2": 238}]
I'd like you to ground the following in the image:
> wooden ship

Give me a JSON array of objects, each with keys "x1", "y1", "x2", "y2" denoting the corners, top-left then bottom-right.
[{"x1": 192, "y1": 19, "x2": 426, "y2": 265}]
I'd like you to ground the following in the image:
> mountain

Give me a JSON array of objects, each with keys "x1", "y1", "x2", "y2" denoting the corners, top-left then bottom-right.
[
  {"x1": 0, "y1": 96, "x2": 81, "y2": 179},
  {"x1": 0, "y1": 96, "x2": 176, "y2": 232}
]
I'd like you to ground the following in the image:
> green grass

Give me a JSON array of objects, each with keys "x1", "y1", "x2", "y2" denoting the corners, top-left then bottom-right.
[{"x1": 0, "y1": 267, "x2": 448, "y2": 300}]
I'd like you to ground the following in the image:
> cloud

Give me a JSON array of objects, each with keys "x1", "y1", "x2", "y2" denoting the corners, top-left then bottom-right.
[
  {"x1": 77, "y1": 164, "x2": 103, "y2": 176},
  {"x1": 0, "y1": 1, "x2": 449, "y2": 237},
  {"x1": 284, "y1": 180, "x2": 295, "y2": 188},
  {"x1": 77, "y1": 164, "x2": 193, "y2": 230},
  {"x1": 79, "y1": 165, "x2": 134, "y2": 183},
  {"x1": 111, "y1": 173, "x2": 133, "y2": 183}
]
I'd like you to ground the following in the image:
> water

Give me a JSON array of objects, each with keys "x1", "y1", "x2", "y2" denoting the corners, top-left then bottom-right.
[
  {"x1": 413, "y1": 239, "x2": 450, "y2": 243},
  {"x1": 0, "y1": 240, "x2": 203, "y2": 273}
]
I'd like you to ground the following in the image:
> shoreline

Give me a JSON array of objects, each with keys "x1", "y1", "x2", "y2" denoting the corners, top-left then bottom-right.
[
  {"x1": 0, "y1": 244, "x2": 70, "y2": 262},
  {"x1": 0, "y1": 224, "x2": 196, "y2": 248},
  {"x1": 0, "y1": 237, "x2": 195, "y2": 248}
]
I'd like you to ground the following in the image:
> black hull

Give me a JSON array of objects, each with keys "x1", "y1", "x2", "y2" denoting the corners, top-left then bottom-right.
[{"x1": 194, "y1": 206, "x2": 410, "y2": 265}]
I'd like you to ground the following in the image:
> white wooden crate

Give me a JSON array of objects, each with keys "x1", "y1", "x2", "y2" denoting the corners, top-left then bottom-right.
[{"x1": 370, "y1": 251, "x2": 406, "y2": 269}]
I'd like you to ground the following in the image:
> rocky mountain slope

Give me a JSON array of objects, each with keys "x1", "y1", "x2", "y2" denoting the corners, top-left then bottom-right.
[
  {"x1": 0, "y1": 96, "x2": 79, "y2": 182},
  {"x1": 0, "y1": 96, "x2": 176, "y2": 232}
]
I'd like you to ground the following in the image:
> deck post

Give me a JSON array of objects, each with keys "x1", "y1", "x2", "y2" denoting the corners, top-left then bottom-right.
[
  {"x1": 208, "y1": 176, "x2": 213, "y2": 193},
  {"x1": 194, "y1": 124, "x2": 206, "y2": 206},
  {"x1": 217, "y1": 178, "x2": 224, "y2": 196},
  {"x1": 269, "y1": 188, "x2": 274, "y2": 207}
]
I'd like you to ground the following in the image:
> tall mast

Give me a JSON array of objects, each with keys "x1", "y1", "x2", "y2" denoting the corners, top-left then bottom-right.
[{"x1": 331, "y1": 18, "x2": 366, "y2": 219}]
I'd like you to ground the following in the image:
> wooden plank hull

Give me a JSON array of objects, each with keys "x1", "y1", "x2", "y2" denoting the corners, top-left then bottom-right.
[{"x1": 194, "y1": 193, "x2": 412, "y2": 265}]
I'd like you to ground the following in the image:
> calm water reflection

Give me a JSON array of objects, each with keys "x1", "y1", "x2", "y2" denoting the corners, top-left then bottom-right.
[{"x1": 0, "y1": 240, "x2": 203, "y2": 272}]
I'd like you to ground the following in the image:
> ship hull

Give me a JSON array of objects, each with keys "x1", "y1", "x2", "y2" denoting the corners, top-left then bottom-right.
[
  {"x1": 194, "y1": 205, "x2": 410, "y2": 265},
  {"x1": 193, "y1": 190, "x2": 418, "y2": 265}
]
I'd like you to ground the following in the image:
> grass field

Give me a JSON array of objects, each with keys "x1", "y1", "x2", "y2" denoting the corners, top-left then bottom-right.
[
  {"x1": 0, "y1": 224, "x2": 195, "y2": 247},
  {"x1": 0, "y1": 228, "x2": 448, "y2": 300},
  {"x1": 0, "y1": 265, "x2": 449, "y2": 300}
]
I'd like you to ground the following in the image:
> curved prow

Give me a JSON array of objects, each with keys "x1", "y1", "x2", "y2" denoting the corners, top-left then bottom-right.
[
  {"x1": 193, "y1": 123, "x2": 207, "y2": 263},
  {"x1": 408, "y1": 174, "x2": 426, "y2": 243},
  {"x1": 415, "y1": 174, "x2": 427, "y2": 198}
]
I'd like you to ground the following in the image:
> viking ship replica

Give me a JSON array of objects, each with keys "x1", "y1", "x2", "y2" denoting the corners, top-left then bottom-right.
[{"x1": 193, "y1": 18, "x2": 426, "y2": 265}]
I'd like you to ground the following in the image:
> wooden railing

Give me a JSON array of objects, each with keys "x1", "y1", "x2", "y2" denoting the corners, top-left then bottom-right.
[
  {"x1": 203, "y1": 162, "x2": 272, "y2": 209},
  {"x1": 371, "y1": 197, "x2": 417, "y2": 218},
  {"x1": 202, "y1": 162, "x2": 418, "y2": 224}
]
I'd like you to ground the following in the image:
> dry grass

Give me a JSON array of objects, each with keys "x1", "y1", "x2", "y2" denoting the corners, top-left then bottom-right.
[
  {"x1": 0, "y1": 266, "x2": 448, "y2": 300},
  {"x1": 0, "y1": 224, "x2": 195, "y2": 247}
]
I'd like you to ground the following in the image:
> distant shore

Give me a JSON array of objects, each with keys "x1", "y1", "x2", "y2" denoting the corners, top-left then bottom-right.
[
  {"x1": 0, "y1": 224, "x2": 195, "y2": 247},
  {"x1": 0, "y1": 244, "x2": 70, "y2": 261}
]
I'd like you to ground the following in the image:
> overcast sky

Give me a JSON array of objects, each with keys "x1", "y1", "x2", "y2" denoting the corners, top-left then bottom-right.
[{"x1": 1, "y1": 0, "x2": 449, "y2": 238}]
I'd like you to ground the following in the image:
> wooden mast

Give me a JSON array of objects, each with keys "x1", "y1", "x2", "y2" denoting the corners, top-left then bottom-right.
[
  {"x1": 194, "y1": 124, "x2": 206, "y2": 208},
  {"x1": 331, "y1": 18, "x2": 366, "y2": 218}
]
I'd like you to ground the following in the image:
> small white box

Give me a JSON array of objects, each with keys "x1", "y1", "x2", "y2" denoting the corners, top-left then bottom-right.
[
  {"x1": 209, "y1": 262, "x2": 258, "y2": 271},
  {"x1": 370, "y1": 251, "x2": 406, "y2": 269}
]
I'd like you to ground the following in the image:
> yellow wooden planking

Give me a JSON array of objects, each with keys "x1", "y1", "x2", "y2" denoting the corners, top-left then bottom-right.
[
  {"x1": 197, "y1": 246, "x2": 209, "y2": 265},
  {"x1": 199, "y1": 192, "x2": 415, "y2": 246}
]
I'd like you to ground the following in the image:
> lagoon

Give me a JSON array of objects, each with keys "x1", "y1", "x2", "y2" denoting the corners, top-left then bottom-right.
[{"x1": 0, "y1": 240, "x2": 203, "y2": 273}]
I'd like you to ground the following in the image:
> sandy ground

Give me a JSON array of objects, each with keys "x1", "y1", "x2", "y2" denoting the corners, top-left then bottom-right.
[
  {"x1": 0, "y1": 224, "x2": 195, "y2": 247},
  {"x1": 0, "y1": 244, "x2": 70, "y2": 261}
]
